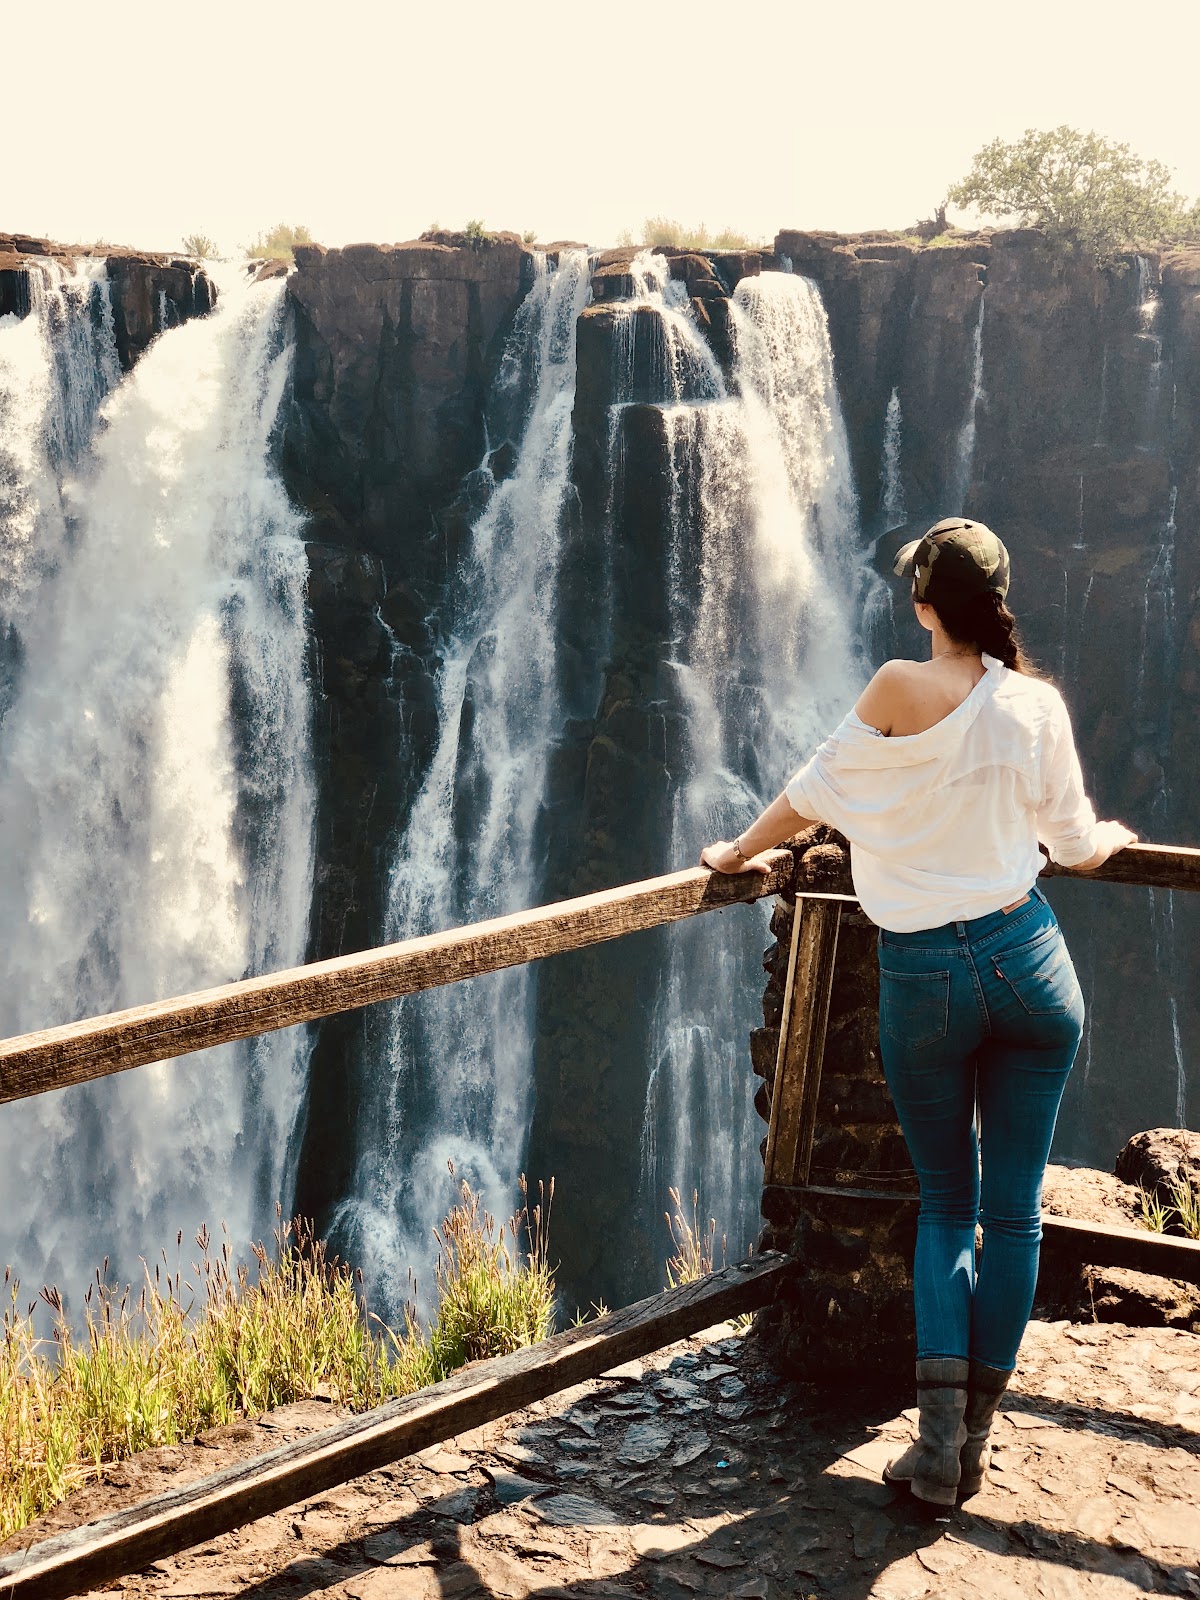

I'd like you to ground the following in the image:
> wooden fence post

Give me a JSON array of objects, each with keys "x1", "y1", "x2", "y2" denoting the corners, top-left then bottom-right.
[{"x1": 763, "y1": 896, "x2": 841, "y2": 1188}]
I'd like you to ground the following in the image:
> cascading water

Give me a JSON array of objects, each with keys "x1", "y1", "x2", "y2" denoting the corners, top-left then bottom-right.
[
  {"x1": 1135, "y1": 484, "x2": 1187, "y2": 1125},
  {"x1": 330, "y1": 253, "x2": 591, "y2": 1317},
  {"x1": 0, "y1": 260, "x2": 121, "y2": 718},
  {"x1": 948, "y1": 296, "x2": 985, "y2": 513},
  {"x1": 0, "y1": 267, "x2": 315, "y2": 1299},
  {"x1": 879, "y1": 386, "x2": 906, "y2": 531},
  {"x1": 640, "y1": 269, "x2": 869, "y2": 1252},
  {"x1": 1134, "y1": 254, "x2": 1164, "y2": 443}
]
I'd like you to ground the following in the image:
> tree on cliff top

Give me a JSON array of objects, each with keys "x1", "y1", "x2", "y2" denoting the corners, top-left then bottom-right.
[
  {"x1": 246, "y1": 223, "x2": 315, "y2": 263},
  {"x1": 947, "y1": 127, "x2": 1200, "y2": 263}
]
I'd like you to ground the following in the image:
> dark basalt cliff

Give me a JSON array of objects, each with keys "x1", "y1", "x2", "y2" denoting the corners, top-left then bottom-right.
[
  {"x1": 778, "y1": 228, "x2": 1200, "y2": 1169},
  {"x1": 0, "y1": 234, "x2": 216, "y2": 364},
  {"x1": 279, "y1": 228, "x2": 1200, "y2": 1313},
  {"x1": 279, "y1": 235, "x2": 537, "y2": 1222}
]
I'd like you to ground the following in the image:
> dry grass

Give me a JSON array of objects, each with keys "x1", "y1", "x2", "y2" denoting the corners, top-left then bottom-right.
[
  {"x1": 0, "y1": 1178, "x2": 554, "y2": 1541},
  {"x1": 639, "y1": 218, "x2": 764, "y2": 252},
  {"x1": 664, "y1": 1186, "x2": 723, "y2": 1288}
]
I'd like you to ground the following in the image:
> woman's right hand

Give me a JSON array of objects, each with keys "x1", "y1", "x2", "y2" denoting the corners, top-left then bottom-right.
[{"x1": 1074, "y1": 820, "x2": 1138, "y2": 871}]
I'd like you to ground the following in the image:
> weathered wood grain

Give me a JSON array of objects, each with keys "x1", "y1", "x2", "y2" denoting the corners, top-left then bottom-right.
[
  {"x1": 0, "y1": 854, "x2": 802, "y2": 1107},
  {"x1": 1040, "y1": 840, "x2": 1200, "y2": 891},
  {"x1": 788, "y1": 1185, "x2": 1200, "y2": 1285},
  {"x1": 763, "y1": 899, "x2": 842, "y2": 1187},
  {"x1": 0, "y1": 1255, "x2": 794, "y2": 1600}
]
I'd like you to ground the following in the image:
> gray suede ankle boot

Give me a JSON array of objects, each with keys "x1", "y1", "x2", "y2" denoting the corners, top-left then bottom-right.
[
  {"x1": 957, "y1": 1359, "x2": 1012, "y2": 1499},
  {"x1": 883, "y1": 1357, "x2": 970, "y2": 1507}
]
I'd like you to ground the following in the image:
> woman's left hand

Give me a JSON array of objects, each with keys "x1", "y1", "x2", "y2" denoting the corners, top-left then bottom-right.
[{"x1": 700, "y1": 839, "x2": 771, "y2": 876}]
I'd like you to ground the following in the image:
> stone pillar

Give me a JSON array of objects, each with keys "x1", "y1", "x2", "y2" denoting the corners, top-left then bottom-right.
[{"x1": 754, "y1": 829, "x2": 918, "y2": 1383}]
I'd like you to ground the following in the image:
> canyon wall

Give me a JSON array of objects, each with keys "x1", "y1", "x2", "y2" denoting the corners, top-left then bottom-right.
[
  {"x1": 1, "y1": 223, "x2": 1194, "y2": 1314},
  {"x1": 778, "y1": 228, "x2": 1200, "y2": 1166},
  {"x1": 278, "y1": 229, "x2": 1200, "y2": 1313}
]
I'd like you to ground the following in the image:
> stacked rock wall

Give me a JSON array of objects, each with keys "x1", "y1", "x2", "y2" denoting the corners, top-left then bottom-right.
[{"x1": 752, "y1": 832, "x2": 917, "y2": 1382}]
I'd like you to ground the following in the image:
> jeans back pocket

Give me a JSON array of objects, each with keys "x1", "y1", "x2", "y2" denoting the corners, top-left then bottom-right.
[
  {"x1": 991, "y1": 926, "x2": 1078, "y2": 1016},
  {"x1": 879, "y1": 968, "x2": 950, "y2": 1048}
]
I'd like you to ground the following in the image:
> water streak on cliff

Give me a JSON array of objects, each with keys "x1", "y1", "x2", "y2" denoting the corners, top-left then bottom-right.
[
  {"x1": 880, "y1": 386, "x2": 906, "y2": 532},
  {"x1": 948, "y1": 296, "x2": 985, "y2": 513},
  {"x1": 0, "y1": 270, "x2": 314, "y2": 1297},
  {"x1": 640, "y1": 272, "x2": 868, "y2": 1251},
  {"x1": 337, "y1": 253, "x2": 591, "y2": 1317},
  {"x1": 1134, "y1": 255, "x2": 1164, "y2": 443}
]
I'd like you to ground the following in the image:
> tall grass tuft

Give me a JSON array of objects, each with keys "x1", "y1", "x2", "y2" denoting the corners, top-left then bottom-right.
[
  {"x1": 640, "y1": 218, "x2": 763, "y2": 252},
  {"x1": 664, "y1": 1187, "x2": 724, "y2": 1288},
  {"x1": 1137, "y1": 1176, "x2": 1200, "y2": 1239},
  {"x1": 0, "y1": 1181, "x2": 554, "y2": 1542},
  {"x1": 428, "y1": 1171, "x2": 555, "y2": 1375}
]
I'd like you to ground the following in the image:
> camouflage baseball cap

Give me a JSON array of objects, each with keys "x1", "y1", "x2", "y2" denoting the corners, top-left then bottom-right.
[{"x1": 892, "y1": 517, "x2": 1010, "y2": 602}]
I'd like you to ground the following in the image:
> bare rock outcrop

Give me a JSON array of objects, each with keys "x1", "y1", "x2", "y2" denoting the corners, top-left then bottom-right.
[{"x1": 1116, "y1": 1128, "x2": 1200, "y2": 1201}]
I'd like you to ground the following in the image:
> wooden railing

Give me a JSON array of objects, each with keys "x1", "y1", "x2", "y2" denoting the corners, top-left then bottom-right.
[
  {"x1": 1, "y1": 838, "x2": 1198, "y2": 1599},
  {"x1": 0, "y1": 841, "x2": 1195, "y2": 1107},
  {"x1": 0, "y1": 856, "x2": 801, "y2": 1105}
]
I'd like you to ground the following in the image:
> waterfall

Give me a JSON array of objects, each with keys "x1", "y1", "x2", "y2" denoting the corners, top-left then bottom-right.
[
  {"x1": 948, "y1": 296, "x2": 985, "y2": 512},
  {"x1": 0, "y1": 260, "x2": 121, "y2": 717},
  {"x1": 0, "y1": 267, "x2": 315, "y2": 1300},
  {"x1": 1134, "y1": 254, "x2": 1164, "y2": 443},
  {"x1": 1136, "y1": 485, "x2": 1187, "y2": 1126},
  {"x1": 617, "y1": 254, "x2": 726, "y2": 402},
  {"x1": 640, "y1": 270, "x2": 868, "y2": 1254},
  {"x1": 330, "y1": 252, "x2": 592, "y2": 1317},
  {"x1": 880, "y1": 386, "x2": 906, "y2": 531}
]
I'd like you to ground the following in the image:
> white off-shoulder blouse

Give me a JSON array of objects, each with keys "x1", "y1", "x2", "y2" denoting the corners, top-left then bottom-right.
[{"x1": 784, "y1": 654, "x2": 1102, "y2": 932}]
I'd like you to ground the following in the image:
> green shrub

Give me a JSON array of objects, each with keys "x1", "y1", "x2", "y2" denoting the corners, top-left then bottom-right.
[
  {"x1": 464, "y1": 219, "x2": 488, "y2": 250},
  {"x1": 245, "y1": 223, "x2": 315, "y2": 263},
  {"x1": 181, "y1": 234, "x2": 218, "y2": 260}
]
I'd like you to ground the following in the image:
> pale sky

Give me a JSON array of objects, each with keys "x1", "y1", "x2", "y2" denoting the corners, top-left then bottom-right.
[{"x1": 8, "y1": 0, "x2": 1200, "y2": 256}]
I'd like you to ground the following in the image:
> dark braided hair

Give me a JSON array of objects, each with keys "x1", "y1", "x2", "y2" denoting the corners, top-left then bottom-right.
[{"x1": 920, "y1": 586, "x2": 1041, "y2": 676}]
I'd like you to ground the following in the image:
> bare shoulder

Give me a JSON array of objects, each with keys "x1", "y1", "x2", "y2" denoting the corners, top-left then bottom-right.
[{"x1": 854, "y1": 659, "x2": 920, "y2": 733}]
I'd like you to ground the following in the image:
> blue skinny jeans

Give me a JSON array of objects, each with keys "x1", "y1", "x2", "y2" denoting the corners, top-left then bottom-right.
[{"x1": 877, "y1": 886, "x2": 1085, "y2": 1371}]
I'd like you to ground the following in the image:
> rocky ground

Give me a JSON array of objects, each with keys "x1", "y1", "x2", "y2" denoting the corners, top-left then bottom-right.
[{"x1": 6, "y1": 1315, "x2": 1198, "y2": 1600}]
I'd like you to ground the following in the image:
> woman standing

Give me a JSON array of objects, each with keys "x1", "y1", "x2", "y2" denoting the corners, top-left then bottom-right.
[{"x1": 701, "y1": 518, "x2": 1136, "y2": 1508}]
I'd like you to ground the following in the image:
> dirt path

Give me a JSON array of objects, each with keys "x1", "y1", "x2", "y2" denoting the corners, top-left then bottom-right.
[{"x1": 5, "y1": 1317, "x2": 1198, "y2": 1599}]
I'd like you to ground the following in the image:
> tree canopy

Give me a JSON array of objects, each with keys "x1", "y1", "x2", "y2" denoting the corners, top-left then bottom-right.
[{"x1": 946, "y1": 127, "x2": 1200, "y2": 262}]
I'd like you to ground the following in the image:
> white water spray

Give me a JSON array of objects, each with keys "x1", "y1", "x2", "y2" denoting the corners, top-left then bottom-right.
[
  {"x1": 948, "y1": 296, "x2": 985, "y2": 512},
  {"x1": 880, "y1": 386, "x2": 906, "y2": 531},
  {"x1": 641, "y1": 271, "x2": 869, "y2": 1249},
  {"x1": 1134, "y1": 254, "x2": 1164, "y2": 443},
  {"x1": 0, "y1": 269, "x2": 315, "y2": 1297},
  {"x1": 332, "y1": 253, "x2": 592, "y2": 1316},
  {"x1": 0, "y1": 261, "x2": 120, "y2": 682}
]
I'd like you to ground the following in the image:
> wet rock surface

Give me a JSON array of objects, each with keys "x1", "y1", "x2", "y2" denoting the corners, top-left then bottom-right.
[{"x1": 7, "y1": 1317, "x2": 1198, "y2": 1599}]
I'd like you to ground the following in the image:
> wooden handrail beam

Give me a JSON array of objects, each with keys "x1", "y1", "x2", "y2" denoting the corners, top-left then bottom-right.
[
  {"x1": 0, "y1": 854, "x2": 804, "y2": 1107},
  {"x1": 0, "y1": 1255, "x2": 794, "y2": 1600},
  {"x1": 789, "y1": 1185, "x2": 1200, "y2": 1286},
  {"x1": 1041, "y1": 840, "x2": 1200, "y2": 891}
]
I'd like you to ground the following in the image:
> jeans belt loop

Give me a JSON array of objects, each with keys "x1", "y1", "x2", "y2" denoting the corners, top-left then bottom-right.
[{"x1": 955, "y1": 919, "x2": 967, "y2": 938}]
